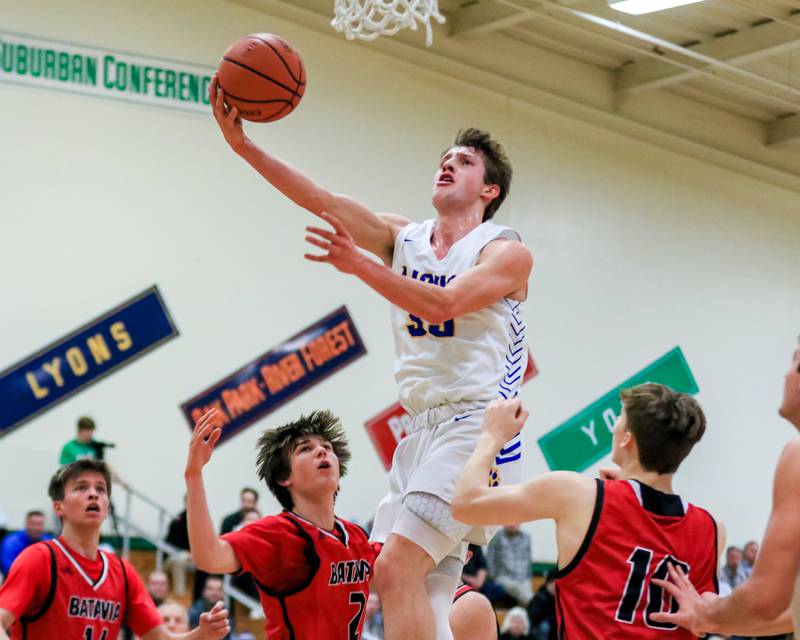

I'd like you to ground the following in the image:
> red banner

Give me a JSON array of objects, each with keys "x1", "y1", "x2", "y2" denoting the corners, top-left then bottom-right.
[{"x1": 365, "y1": 352, "x2": 539, "y2": 470}]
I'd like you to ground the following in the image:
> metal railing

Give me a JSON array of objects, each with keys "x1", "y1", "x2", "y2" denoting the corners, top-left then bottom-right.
[{"x1": 114, "y1": 483, "x2": 264, "y2": 618}]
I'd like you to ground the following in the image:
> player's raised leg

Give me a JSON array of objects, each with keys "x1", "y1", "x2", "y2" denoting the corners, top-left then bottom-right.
[{"x1": 373, "y1": 534, "x2": 437, "y2": 640}]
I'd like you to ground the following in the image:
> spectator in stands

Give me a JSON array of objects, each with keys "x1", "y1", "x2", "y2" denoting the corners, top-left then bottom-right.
[
  {"x1": 147, "y1": 570, "x2": 170, "y2": 607},
  {"x1": 164, "y1": 496, "x2": 201, "y2": 599},
  {"x1": 158, "y1": 600, "x2": 190, "y2": 633},
  {"x1": 219, "y1": 488, "x2": 259, "y2": 535},
  {"x1": 500, "y1": 607, "x2": 533, "y2": 640},
  {"x1": 59, "y1": 416, "x2": 99, "y2": 464},
  {"x1": 362, "y1": 591, "x2": 384, "y2": 640},
  {"x1": 189, "y1": 575, "x2": 234, "y2": 640},
  {"x1": 719, "y1": 545, "x2": 746, "y2": 596},
  {"x1": 486, "y1": 524, "x2": 533, "y2": 607},
  {"x1": 526, "y1": 569, "x2": 557, "y2": 640},
  {"x1": 0, "y1": 510, "x2": 52, "y2": 574},
  {"x1": 462, "y1": 543, "x2": 504, "y2": 604},
  {"x1": 741, "y1": 540, "x2": 759, "y2": 579}
]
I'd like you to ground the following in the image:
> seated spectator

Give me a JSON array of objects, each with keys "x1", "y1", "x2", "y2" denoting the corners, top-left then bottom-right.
[
  {"x1": 500, "y1": 607, "x2": 533, "y2": 640},
  {"x1": 0, "y1": 511, "x2": 52, "y2": 574},
  {"x1": 719, "y1": 544, "x2": 746, "y2": 596},
  {"x1": 146, "y1": 570, "x2": 170, "y2": 607},
  {"x1": 526, "y1": 569, "x2": 557, "y2": 640},
  {"x1": 486, "y1": 524, "x2": 533, "y2": 607},
  {"x1": 741, "y1": 539, "x2": 759, "y2": 579},
  {"x1": 462, "y1": 543, "x2": 505, "y2": 604},
  {"x1": 189, "y1": 575, "x2": 234, "y2": 639},
  {"x1": 220, "y1": 488, "x2": 259, "y2": 535},
  {"x1": 158, "y1": 600, "x2": 190, "y2": 633},
  {"x1": 450, "y1": 583, "x2": 499, "y2": 640},
  {"x1": 362, "y1": 591, "x2": 384, "y2": 640}
]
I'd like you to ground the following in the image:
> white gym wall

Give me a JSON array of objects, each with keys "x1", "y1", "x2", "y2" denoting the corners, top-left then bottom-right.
[{"x1": 1, "y1": 0, "x2": 798, "y2": 563}]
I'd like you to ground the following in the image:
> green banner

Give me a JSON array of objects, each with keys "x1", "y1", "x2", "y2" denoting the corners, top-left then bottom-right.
[
  {"x1": 537, "y1": 347, "x2": 698, "y2": 472},
  {"x1": 0, "y1": 31, "x2": 213, "y2": 114}
]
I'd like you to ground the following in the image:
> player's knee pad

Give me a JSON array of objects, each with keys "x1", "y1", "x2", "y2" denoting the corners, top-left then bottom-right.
[{"x1": 404, "y1": 492, "x2": 471, "y2": 542}]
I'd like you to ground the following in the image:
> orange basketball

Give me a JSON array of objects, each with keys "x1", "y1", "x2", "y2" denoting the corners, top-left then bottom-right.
[{"x1": 217, "y1": 33, "x2": 306, "y2": 123}]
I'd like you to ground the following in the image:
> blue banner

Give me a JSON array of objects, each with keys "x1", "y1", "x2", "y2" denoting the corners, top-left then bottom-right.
[
  {"x1": 0, "y1": 286, "x2": 179, "y2": 437},
  {"x1": 181, "y1": 306, "x2": 367, "y2": 445}
]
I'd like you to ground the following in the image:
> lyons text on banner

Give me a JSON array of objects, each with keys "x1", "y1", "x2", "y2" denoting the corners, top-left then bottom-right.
[
  {"x1": 0, "y1": 31, "x2": 213, "y2": 113},
  {"x1": 181, "y1": 306, "x2": 367, "y2": 445},
  {"x1": 537, "y1": 346, "x2": 699, "y2": 472},
  {"x1": 0, "y1": 286, "x2": 179, "y2": 438},
  {"x1": 365, "y1": 351, "x2": 539, "y2": 470}
]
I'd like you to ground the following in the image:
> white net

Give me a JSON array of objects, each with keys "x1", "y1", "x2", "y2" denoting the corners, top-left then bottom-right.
[{"x1": 331, "y1": 0, "x2": 446, "y2": 47}]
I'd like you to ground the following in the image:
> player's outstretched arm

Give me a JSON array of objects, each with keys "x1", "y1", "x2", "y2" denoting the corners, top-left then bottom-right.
[
  {"x1": 305, "y1": 213, "x2": 532, "y2": 323},
  {"x1": 143, "y1": 602, "x2": 231, "y2": 640},
  {"x1": 209, "y1": 77, "x2": 406, "y2": 262},
  {"x1": 184, "y1": 409, "x2": 241, "y2": 574},
  {"x1": 651, "y1": 438, "x2": 800, "y2": 635},
  {"x1": 0, "y1": 609, "x2": 13, "y2": 640},
  {"x1": 452, "y1": 399, "x2": 594, "y2": 526}
]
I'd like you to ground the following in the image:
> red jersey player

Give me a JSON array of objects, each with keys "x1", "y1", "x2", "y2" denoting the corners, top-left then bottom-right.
[
  {"x1": 184, "y1": 409, "x2": 377, "y2": 640},
  {"x1": 452, "y1": 384, "x2": 724, "y2": 639},
  {"x1": 0, "y1": 459, "x2": 230, "y2": 640}
]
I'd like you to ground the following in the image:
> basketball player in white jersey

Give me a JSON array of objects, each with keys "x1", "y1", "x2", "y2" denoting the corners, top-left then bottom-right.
[
  {"x1": 210, "y1": 78, "x2": 532, "y2": 640},
  {"x1": 647, "y1": 338, "x2": 800, "y2": 636}
]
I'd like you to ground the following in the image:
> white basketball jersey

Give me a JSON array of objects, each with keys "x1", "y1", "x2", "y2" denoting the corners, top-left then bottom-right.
[{"x1": 391, "y1": 218, "x2": 528, "y2": 417}]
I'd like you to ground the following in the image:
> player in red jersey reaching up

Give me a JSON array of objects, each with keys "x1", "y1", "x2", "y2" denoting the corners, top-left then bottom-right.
[
  {"x1": 0, "y1": 459, "x2": 230, "y2": 640},
  {"x1": 645, "y1": 339, "x2": 800, "y2": 637},
  {"x1": 453, "y1": 385, "x2": 724, "y2": 639},
  {"x1": 184, "y1": 409, "x2": 376, "y2": 640}
]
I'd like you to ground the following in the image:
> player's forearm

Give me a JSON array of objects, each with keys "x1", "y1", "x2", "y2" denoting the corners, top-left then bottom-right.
[
  {"x1": 353, "y1": 258, "x2": 454, "y2": 323},
  {"x1": 184, "y1": 473, "x2": 229, "y2": 572},
  {"x1": 703, "y1": 579, "x2": 793, "y2": 634},
  {"x1": 235, "y1": 139, "x2": 333, "y2": 214},
  {"x1": 452, "y1": 433, "x2": 500, "y2": 524}
]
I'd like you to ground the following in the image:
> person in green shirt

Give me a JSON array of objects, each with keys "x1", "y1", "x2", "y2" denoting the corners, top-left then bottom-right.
[{"x1": 59, "y1": 416, "x2": 98, "y2": 465}]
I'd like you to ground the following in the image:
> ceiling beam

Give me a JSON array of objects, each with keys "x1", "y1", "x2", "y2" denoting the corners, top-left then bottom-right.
[
  {"x1": 448, "y1": 0, "x2": 589, "y2": 38},
  {"x1": 618, "y1": 13, "x2": 800, "y2": 94},
  {"x1": 449, "y1": 2, "x2": 531, "y2": 37},
  {"x1": 768, "y1": 114, "x2": 800, "y2": 147}
]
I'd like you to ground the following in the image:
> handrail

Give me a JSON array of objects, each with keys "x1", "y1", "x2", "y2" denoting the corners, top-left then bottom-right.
[{"x1": 114, "y1": 483, "x2": 262, "y2": 616}]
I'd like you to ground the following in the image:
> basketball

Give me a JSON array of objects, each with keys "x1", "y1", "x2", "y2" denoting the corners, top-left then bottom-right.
[{"x1": 217, "y1": 33, "x2": 306, "y2": 123}]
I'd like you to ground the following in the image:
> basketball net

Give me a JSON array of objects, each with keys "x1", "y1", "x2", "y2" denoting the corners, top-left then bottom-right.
[{"x1": 331, "y1": 0, "x2": 446, "y2": 47}]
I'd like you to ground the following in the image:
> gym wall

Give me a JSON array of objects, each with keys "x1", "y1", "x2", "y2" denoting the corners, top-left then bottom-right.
[{"x1": 1, "y1": 0, "x2": 798, "y2": 561}]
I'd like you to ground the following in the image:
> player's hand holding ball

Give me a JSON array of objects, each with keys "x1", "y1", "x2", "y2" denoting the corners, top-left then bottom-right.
[
  {"x1": 210, "y1": 75, "x2": 247, "y2": 152},
  {"x1": 482, "y1": 398, "x2": 529, "y2": 447}
]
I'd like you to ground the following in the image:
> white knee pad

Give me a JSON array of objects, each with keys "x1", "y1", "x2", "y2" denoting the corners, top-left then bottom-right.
[{"x1": 405, "y1": 492, "x2": 471, "y2": 541}]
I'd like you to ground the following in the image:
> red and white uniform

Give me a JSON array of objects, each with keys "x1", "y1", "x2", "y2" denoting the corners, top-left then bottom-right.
[
  {"x1": 555, "y1": 479, "x2": 718, "y2": 640},
  {"x1": 222, "y1": 511, "x2": 376, "y2": 640},
  {"x1": 0, "y1": 537, "x2": 161, "y2": 640}
]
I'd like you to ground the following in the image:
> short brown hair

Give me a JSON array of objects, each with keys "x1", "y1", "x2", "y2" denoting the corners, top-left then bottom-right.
[
  {"x1": 48, "y1": 459, "x2": 112, "y2": 501},
  {"x1": 77, "y1": 416, "x2": 95, "y2": 432},
  {"x1": 255, "y1": 410, "x2": 351, "y2": 511},
  {"x1": 449, "y1": 128, "x2": 513, "y2": 221},
  {"x1": 620, "y1": 383, "x2": 705, "y2": 475}
]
